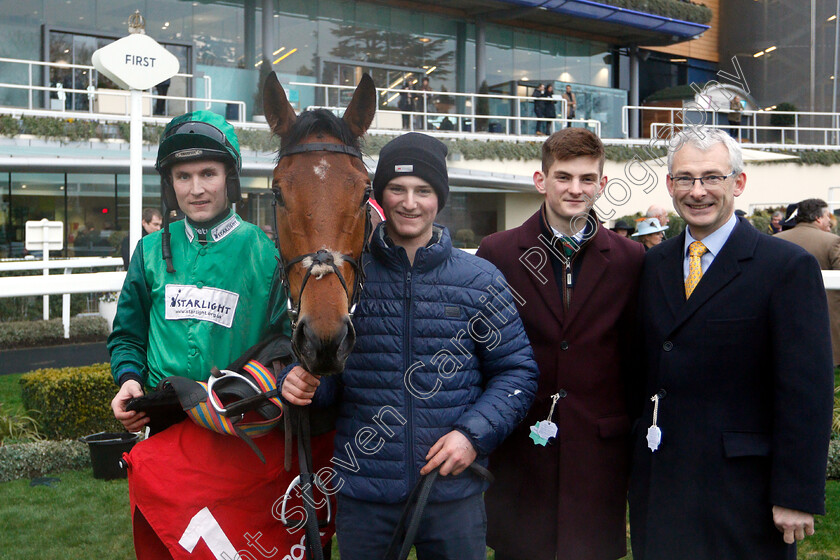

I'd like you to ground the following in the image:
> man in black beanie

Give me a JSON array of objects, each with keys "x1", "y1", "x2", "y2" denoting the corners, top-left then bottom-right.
[{"x1": 281, "y1": 132, "x2": 539, "y2": 559}]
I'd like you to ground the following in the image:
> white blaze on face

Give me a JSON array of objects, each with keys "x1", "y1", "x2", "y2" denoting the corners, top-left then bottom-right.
[{"x1": 314, "y1": 157, "x2": 330, "y2": 181}]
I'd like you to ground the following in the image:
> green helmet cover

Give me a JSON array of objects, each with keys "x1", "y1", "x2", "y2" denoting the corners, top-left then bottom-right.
[{"x1": 156, "y1": 110, "x2": 241, "y2": 173}]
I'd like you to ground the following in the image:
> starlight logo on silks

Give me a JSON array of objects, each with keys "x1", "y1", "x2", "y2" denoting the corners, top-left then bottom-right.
[{"x1": 165, "y1": 284, "x2": 240, "y2": 327}]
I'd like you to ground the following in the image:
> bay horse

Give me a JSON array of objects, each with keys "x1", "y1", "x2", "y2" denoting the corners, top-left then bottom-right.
[{"x1": 262, "y1": 71, "x2": 376, "y2": 376}]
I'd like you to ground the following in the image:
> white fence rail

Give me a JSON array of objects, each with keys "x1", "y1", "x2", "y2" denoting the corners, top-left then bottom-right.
[
  {"x1": 1, "y1": 267, "x2": 838, "y2": 341},
  {"x1": 0, "y1": 56, "x2": 247, "y2": 122},
  {"x1": 623, "y1": 104, "x2": 840, "y2": 146},
  {"x1": 0, "y1": 257, "x2": 125, "y2": 339}
]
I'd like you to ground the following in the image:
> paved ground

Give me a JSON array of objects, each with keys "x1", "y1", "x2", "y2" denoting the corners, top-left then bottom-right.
[{"x1": 0, "y1": 342, "x2": 109, "y2": 375}]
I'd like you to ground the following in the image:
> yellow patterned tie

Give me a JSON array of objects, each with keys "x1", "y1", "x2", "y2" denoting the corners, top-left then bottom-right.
[{"x1": 685, "y1": 241, "x2": 708, "y2": 299}]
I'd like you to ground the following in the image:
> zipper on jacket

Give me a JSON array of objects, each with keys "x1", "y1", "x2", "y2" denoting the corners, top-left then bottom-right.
[{"x1": 403, "y1": 264, "x2": 417, "y2": 494}]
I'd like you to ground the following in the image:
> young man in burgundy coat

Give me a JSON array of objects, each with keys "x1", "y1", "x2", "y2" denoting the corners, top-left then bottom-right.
[{"x1": 477, "y1": 128, "x2": 644, "y2": 560}]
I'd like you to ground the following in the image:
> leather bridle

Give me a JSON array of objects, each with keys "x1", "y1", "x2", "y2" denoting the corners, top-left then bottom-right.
[{"x1": 271, "y1": 141, "x2": 371, "y2": 330}]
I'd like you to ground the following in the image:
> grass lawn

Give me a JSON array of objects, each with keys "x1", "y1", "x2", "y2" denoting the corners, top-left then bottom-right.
[
  {"x1": 1, "y1": 370, "x2": 838, "y2": 558},
  {"x1": 0, "y1": 468, "x2": 838, "y2": 558},
  {"x1": 0, "y1": 469, "x2": 133, "y2": 560},
  {"x1": 0, "y1": 372, "x2": 24, "y2": 412}
]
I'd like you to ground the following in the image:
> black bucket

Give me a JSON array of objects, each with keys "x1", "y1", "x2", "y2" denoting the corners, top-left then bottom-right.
[{"x1": 80, "y1": 432, "x2": 140, "y2": 480}]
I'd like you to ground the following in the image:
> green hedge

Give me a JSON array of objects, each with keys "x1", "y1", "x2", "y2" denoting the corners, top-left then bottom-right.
[
  {"x1": 0, "y1": 315, "x2": 109, "y2": 351},
  {"x1": 0, "y1": 439, "x2": 90, "y2": 483},
  {"x1": 597, "y1": 0, "x2": 712, "y2": 24},
  {"x1": 829, "y1": 439, "x2": 840, "y2": 480},
  {"x1": 20, "y1": 363, "x2": 121, "y2": 440},
  {"x1": 8, "y1": 115, "x2": 840, "y2": 166}
]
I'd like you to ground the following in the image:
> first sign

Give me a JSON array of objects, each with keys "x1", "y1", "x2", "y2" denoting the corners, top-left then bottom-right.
[{"x1": 92, "y1": 33, "x2": 179, "y2": 91}]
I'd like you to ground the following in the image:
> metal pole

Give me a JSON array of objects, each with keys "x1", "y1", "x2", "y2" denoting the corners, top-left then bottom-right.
[
  {"x1": 42, "y1": 222, "x2": 49, "y2": 321},
  {"x1": 833, "y1": 0, "x2": 840, "y2": 144},
  {"x1": 629, "y1": 46, "x2": 640, "y2": 138},
  {"x1": 63, "y1": 268, "x2": 71, "y2": 339},
  {"x1": 262, "y1": 0, "x2": 274, "y2": 69},
  {"x1": 128, "y1": 89, "x2": 142, "y2": 261},
  {"x1": 475, "y1": 20, "x2": 486, "y2": 94},
  {"x1": 811, "y1": 0, "x2": 816, "y2": 114}
]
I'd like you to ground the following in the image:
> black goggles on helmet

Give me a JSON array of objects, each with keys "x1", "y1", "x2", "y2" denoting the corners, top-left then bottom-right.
[{"x1": 162, "y1": 120, "x2": 230, "y2": 145}]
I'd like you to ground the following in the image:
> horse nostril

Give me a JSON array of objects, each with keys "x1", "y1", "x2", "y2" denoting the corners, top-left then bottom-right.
[{"x1": 337, "y1": 317, "x2": 356, "y2": 359}]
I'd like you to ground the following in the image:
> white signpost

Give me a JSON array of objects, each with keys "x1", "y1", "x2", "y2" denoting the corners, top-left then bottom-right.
[
  {"x1": 92, "y1": 12, "x2": 179, "y2": 260},
  {"x1": 25, "y1": 219, "x2": 64, "y2": 321}
]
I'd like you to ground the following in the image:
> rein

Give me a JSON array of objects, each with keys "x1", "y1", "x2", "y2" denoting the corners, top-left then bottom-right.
[{"x1": 271, "y1": 141, "x2": 371, "y2": 330}]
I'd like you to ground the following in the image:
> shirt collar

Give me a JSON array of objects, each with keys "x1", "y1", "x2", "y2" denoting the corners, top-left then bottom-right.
[
  {"x1": 184, "y1": 211, "x2": 241, "y2": 244},
  {"x1": 684, "y1": 213, "x2": 737, "y2": 258}
]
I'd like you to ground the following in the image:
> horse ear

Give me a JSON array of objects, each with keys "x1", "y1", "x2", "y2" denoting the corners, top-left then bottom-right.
[
  {"x1": 263, "y1": 71, "x2": 297, "y2": 138},
  {"x1": 343, "y1": 73, "x2": 376, "y2": 138}
]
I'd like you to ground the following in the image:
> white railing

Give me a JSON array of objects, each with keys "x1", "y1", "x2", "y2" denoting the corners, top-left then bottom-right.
[
  {"x1": 0, "y1": 56, "x2": 247, "y2": 121},
  {"x1": 824, "y1": 270, "x2": 840, "y2": 290},
  {"x1": 0, "y1": 256, "x2": 123, "y2": 272},
  {"x1": 288, "y1": 81, "x2": 600, "y2": 137},
  {"x1": 623, "y1": 104, "x2": 840, "y2": 146},
  {"x1": 0, "y1": 256, "x2": 125, "y2": 339}
]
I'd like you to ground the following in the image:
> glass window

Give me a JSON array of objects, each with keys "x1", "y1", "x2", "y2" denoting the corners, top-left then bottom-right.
[
  {"x1": 564, "y1": 38, "x2": 590, "y2": 84},
  {"x1": 45, "y1": 0, "x2": 96, "y2": 28},
  {"x1": 513, "y1": 30, "x2": 540, "y2": 84},
  {"x1": 540, "y1": 35, "x2": 565, "y2": 82},
  {"x1": 10, "y1": 173, "x2": 66, "y2": 257},
  {"x1": 436, "y1": 190, "x2": 503, "y2": 248},
  {"x1": 66, "y1": 173, "x2": 118, "y2": 257},
  {"x1": 0, "y1": 173, "x2": 10, "y2": 258},
  {"x1": 194, "y1": 2, "x2": 243, "y2": 67},
  {"x1": 484, "y1": 24, "x2": 513, "y2": 88}
]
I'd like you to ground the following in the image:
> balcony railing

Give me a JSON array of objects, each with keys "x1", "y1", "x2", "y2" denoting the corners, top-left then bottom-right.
[{"x1": 2, "y1": 56, "x2": 840, "y2": 147}]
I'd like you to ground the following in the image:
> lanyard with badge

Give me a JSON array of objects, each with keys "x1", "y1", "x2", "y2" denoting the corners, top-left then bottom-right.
[{"x1": 530, "y1": 393, "x2": 560, "y2": 446}]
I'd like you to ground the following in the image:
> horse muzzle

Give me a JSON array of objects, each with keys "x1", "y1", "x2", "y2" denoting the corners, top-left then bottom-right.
[{"x1": 292, "y1": 315, "x2": 356, "y2": 376}]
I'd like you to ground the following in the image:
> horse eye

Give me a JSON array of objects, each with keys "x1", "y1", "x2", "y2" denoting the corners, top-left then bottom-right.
[{"x1": 272, "y1": 184, "x2": 286, "y2": 207}]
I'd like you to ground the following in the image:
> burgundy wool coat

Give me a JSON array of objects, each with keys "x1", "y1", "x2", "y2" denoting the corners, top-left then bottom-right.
[{"x1": 476, "y1": 209, "x2": 644, "y2": 560}]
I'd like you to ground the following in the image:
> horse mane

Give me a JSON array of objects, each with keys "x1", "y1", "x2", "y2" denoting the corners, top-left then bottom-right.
[{"x1": 276, "y1": 108, "x2": 360, "y2": 163}]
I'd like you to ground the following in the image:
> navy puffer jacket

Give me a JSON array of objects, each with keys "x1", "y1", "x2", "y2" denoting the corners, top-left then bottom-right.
[{"x1": 313, "y1": 224, "x2": 539, "y2": 504}]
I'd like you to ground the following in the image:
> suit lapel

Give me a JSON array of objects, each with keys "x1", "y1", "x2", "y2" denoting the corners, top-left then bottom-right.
[
  {"x1": 656, "y1": 232, "x2": 688, "y2": 320},
  {"x1": 517, "y1": 212, "x2": 566, "y2": 326},
  {"x1": 667, "y1": 219, "x2": 755, "y2": 334}
]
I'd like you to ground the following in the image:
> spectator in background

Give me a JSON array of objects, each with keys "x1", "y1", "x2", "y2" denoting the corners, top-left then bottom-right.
[
  {"x1": 781, "y1": 203, "x2": 798, "y2": 231},
  {"x1": 121, "y1": 208, "x2": 163, "y2": 268},
  {"x1": 533, "y1": 83, "x2": 547, "y2": 135},
  {"x1": 561, "y1": 84, "x2": 576, "y2": 127},
  {"x1": 728, "y1": 94, "x2": 743, "y2": 139},
  {"x1": 611, "y1": 220, "x2": 635, "y2": 238},
  {"x1": 154, "y1": 78, "x2": 171, "y2": 116},
  {"x1": 767, "y1": 211, "x2": 784, "y2": 234},
  {"x1": 398, "y1": 77, "x2": 415, "y2": 130},
  {"x1": 775, "y1": 198, "x2": 840, "y2": 366},
  {"x1": 417, "y1": 76, "x2": 433, "y2": 130},
  {"x1": 543, "y1": 84, "x2": 557, "y2": 134},
  {"x1": 631, "y1": 217, "x2": 668, "y2": 250},
  {"x1": 646, "y1": 204, "x2": 670, "y2": 229}
]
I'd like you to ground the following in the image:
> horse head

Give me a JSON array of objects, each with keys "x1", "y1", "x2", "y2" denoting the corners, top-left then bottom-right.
[{"x1": 263, "y1": 71, "x2": 376, "y2": 376}]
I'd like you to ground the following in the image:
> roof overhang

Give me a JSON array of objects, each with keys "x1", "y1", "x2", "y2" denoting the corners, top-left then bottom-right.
[{"x1": 394, "y1": 0, "x2": 709, "y2": 46}]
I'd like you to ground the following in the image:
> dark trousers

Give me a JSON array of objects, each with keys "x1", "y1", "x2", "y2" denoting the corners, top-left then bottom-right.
[{"x1": 335, "y1": 492, "x2": 486, "y2": 560}]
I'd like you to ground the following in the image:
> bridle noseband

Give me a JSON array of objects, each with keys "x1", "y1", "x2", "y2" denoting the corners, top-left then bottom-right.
[{"x1": 271, "y1": 141, "x2": 371, "y2": 330}]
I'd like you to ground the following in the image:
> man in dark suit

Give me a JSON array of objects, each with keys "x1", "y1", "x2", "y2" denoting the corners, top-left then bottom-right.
[
  {"x1": 478, "y1": 128, "x2": 644, "y2": 560},
  {"x1": 628, "y1": 127, "x2": 834, "y2": 560}
]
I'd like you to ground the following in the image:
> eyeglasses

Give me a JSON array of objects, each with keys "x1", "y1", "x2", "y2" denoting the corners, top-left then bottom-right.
[{"x1": 669, "y1": 171, "x2": 737, "y2": 190}]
